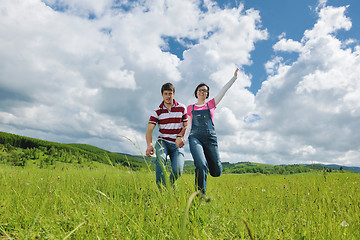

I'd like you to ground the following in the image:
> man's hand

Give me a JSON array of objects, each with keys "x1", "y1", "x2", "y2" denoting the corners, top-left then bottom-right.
[
  {"x1": 146, "y1": 144, "x2": 154, "y2": 157},
  {"x1": 175, "y1": 137, "x2": 185, "y2": 148},
  {"x1": 145, "y1": 123, "x2": 156, "y2": 157}
]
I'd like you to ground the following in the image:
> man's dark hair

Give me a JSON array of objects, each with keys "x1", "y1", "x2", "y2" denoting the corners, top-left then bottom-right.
[
  {"x1": 161, "y1": 83, "x2": 175, "y2": 94},
  {"x1": 194, "y1": 83, "x2": 209, "y2": 99}
]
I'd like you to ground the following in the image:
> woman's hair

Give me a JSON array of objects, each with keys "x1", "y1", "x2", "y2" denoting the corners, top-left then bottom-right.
[{"x1": 194, "y1": 83, "x2": 209, "y2": 99}]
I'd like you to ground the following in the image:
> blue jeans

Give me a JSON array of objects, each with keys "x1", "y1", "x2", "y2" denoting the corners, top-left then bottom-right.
[
  {"x1": 155, "y1": 139, "x2": 184, "y2": 188},
  {"x1": 189, "y1": 129, "x2": 222, "y2": 194}
]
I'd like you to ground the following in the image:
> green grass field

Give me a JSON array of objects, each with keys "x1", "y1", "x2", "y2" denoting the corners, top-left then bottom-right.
[{"x1": 0, "y1": 163, "x2": 359, "y2": 239}]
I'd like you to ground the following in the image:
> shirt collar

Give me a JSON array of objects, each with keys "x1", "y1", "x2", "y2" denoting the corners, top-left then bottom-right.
[{"x1": 159, "y1": 99, "x2": 179, "y2": 109}]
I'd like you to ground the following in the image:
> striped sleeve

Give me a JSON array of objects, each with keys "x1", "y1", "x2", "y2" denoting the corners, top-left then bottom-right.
[{"x1": 148, "y1": 109, "x2": 158, "y2": 125}]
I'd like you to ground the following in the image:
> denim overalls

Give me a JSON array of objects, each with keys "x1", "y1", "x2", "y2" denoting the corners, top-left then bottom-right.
[{"x1": 189, "y1": 103, "x2": 222, "y2": 194}]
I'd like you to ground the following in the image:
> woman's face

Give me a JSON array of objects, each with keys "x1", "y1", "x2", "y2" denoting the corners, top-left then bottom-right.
[{"x1": 196, "y1": 86, "x2": 208, "y2": 100}]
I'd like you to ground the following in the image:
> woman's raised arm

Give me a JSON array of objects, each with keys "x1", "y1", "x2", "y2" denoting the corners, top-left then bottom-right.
[{"x1": 214, "y1": 68, "x2": 238, "y2": 106}]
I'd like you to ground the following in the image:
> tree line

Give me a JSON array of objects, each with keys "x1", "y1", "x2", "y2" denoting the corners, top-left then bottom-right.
[
  {"x1": 0, "y1": 131, "x2": 146, "y2": 170},
  {"x1": 219, "y1": 161, "x2": 341, "y2": 175}
]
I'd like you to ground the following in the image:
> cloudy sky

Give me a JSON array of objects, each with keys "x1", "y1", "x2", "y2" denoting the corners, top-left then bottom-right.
[{"x1": 1, "y1": 0, "x2": 359, "y2": 167}]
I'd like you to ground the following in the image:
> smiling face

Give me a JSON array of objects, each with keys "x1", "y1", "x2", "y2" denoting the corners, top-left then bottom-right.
[
  {"x1": 196, "y1": 86, "x2": 208, "y2": 100},
  {"x1": 194, "y1": 83, "x2": 209, "y2": 100}
]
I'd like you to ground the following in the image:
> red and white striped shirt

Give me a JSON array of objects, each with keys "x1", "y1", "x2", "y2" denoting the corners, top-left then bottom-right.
[{"x1": 149, "y1": 99, "x2": 188, "y2": 143}]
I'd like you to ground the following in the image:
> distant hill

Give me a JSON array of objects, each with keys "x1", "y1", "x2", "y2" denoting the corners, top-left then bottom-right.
[
  {"x1": 219, "y1": 161, "x2": 342, "y2": 175},
  {"x1": 0, "y1": 131, "x2": 358, "y2": 174},
  {"x1": 322, "y1": 164, "x2": 360, "y2": 173},
  {"x1": 183, "y1": 160, "x2": 356, "y2": 175},
  {"x1": 0, "y1": 131, "x2": 146, "y2": 169}
]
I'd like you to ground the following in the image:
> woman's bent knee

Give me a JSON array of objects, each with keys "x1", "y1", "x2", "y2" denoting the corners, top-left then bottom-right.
[{"x1": 210, "y1": 171, "x2": 222, "y2": 177}]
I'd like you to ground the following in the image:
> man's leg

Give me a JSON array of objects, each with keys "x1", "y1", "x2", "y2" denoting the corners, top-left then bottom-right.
[
  {"x1": 155, "y1": 140, "x2": 170, "y2": 189},
  {"x1": 169, "y1": 145, "x2": 184, "y2": 185}
]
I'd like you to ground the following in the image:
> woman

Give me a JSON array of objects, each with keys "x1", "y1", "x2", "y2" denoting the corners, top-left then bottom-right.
[{"x1": 179, "y1": 68, "x2": 239, "y2": 195}]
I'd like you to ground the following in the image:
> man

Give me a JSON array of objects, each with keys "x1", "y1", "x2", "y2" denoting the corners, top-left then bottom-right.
[{"x1": 146, "y1": 83, "x2": 187, "y2": 189}]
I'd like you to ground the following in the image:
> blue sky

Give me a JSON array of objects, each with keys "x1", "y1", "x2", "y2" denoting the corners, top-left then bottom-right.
[{"x1": 1, "y1": 0, "x2": 360, "y2": 167}]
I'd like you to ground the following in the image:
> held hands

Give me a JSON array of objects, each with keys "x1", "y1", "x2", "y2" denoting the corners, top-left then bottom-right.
[
  {"x1": 146, "y1": 144, "x2": 154, "y2": 157},
  {"x1": 175, "y1": 137, "x2": 185, "y2": 148}
]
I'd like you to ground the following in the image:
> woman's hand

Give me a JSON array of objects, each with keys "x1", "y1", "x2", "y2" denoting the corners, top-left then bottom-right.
[{"x1": 234, "y1": 68, "x2": 239, "y2": 78}]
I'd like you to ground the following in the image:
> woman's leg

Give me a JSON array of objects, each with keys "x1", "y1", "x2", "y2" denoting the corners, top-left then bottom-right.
[
  {"x1": 203, "y1": 133, "x2": 222, "y2": 177},
  {"x1": 169, "y1": 145, "x2": 185, "y2": 185},
  {"x1": 189, "y1": 136, "x2": 208, "y2": 194}
]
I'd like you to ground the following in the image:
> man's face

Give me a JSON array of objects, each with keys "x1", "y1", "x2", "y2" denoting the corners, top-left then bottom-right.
[{"x1": 162, "y1": 90, "x2": 174, "y2": 105}]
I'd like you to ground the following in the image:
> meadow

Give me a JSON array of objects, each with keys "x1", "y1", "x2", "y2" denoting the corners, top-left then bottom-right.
[{"x1": 0, "y1": 162, "x2": 359, "y2": 239}]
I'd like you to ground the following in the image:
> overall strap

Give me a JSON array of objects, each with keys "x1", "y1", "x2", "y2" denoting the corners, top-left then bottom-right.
[{"x1": 206, "y1": 103, "x2": 214, "y2": 126}]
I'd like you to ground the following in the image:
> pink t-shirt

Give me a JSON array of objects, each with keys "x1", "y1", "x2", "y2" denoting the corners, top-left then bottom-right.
[{"x1": 187, "y1": 98, "x2": 216, "y2": 122}]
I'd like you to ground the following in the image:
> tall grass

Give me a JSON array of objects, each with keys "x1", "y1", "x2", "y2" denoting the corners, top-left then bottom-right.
[{"x1": 0, "y1": 163, "x2": 359, "y2": 239}]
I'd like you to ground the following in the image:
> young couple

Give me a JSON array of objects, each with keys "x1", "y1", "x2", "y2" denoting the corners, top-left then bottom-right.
[{"x1": 145, "y1": 68, "x2": 239, "y2": 196}]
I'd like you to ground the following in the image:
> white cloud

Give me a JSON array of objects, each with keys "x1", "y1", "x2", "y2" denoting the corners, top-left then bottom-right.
[
  {"x1": 291, "y1": 145, "x2": 316, "y2": 157},
  {"x1": 264, "y1": 56, "x2": 286, "y2": 75},
  {"x1": 304, "y1": 5, "x2": 351, "y2": 39},
  {"x1": 273, "y1": 38, "x2": 303, "y2": 53},
  {"x1": 105, "y1": 69, "x2": 136, "y2": 89}
]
